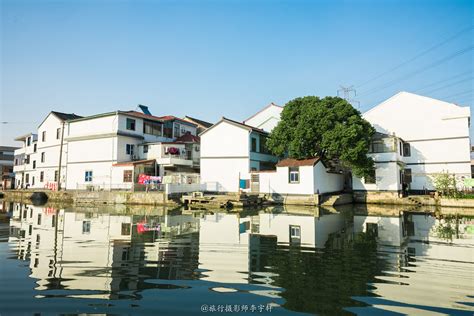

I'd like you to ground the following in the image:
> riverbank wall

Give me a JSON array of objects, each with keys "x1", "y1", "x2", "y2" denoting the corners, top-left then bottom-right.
[
  {"x1": 2, "y1": 189, "x2": 474, "y2": 208},
  {"x1": 1, "y1": 189, "x2": 178, "y2": 207}
]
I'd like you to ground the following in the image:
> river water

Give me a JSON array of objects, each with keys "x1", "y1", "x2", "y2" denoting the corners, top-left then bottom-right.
[{"x1": 0, "y1": 201, "x2": 473, "y2": 315}]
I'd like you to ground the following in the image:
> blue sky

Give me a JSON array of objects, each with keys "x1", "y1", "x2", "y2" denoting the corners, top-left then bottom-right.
[{"x1": 1, "y1": 0, "x2": 473, "y2": 146}]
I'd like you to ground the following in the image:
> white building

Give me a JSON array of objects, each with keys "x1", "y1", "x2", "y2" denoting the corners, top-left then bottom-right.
[
  {"x1": 13, "y1": 111, "x2": 82, "y2": 189},
  {"x1": 353, "y1": 92, "x2": 471, "y2": 194},
  {"x1": 65, "y1": 109, "x2": 199, "y2": 190},
  {"x1": 251, "y1": 157, "x2": 344, "y2": 195},
  {"x1": 200, "y1": 117, "x2": 279, "y2": 192},
  {"x1": 243, "y1": 102, "x2": 283, "y2": 132},
  {"x1": 1, "y1": 145, "x2": 18, "y2": 189}
]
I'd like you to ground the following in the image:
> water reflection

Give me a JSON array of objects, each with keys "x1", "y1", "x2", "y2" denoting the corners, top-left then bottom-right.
[{"x1": 0, "y1": 201, "x2": 473, "y2": 315}]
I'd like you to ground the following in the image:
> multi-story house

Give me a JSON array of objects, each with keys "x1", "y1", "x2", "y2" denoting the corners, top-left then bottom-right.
[
  {"x1": 200, "y1": 117, "x2": 279, "y2": 192},
  {"x1": 353, "y1": 92, "x2": 471, "y2": 195},
  {"x1": 13, "y1": 133, "x2": 38, "y2": 189},
  {"x1": 65, "y1": 108, "x2": 199, "y2": 190},
  {"x1": 13, "y1": 111, "x2": 82, "y2": 190},
  {"x1": 352, "y1": 132, "x2": 410, "y2": 195},
  {"x1": 0, "y1": 145, "x2": 19, "y2": 189}
]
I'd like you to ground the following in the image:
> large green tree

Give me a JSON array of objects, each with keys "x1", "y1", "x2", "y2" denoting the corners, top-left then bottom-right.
[{"x1": 267, "y1": 96, "x2": 375, "y2": 177}]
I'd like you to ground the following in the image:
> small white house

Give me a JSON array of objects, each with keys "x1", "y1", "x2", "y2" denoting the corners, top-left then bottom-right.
[
  {"x1": 200, "y1": 117, "x2": 279, "y2": 192},
  {"x1": 252, "y1": 157, "x2": 344, "y2": 195}
]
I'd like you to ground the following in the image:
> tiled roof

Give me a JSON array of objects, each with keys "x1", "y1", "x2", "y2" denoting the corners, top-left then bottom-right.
[
  {"x1": 51, "y1": 111, "x2": 83, "y2": 121},
  {"x1": 276, "y1": 157, "x2": 321, "y2": 167},
  {"x1": 113, "y1": 159, "x2": 155, "y2": 167},
  {"x1": 222, "y1": 117, "x2": 268, "y2": 134},
  {"x1": 175, "y1": 133, "x2": 200, "y2": 143},
  {"x1": 184, "y1": 116, "x2": 213, "y2": 128}
]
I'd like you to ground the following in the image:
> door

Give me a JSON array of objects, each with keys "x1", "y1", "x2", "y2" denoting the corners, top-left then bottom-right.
[{"x1": 250, "y1": 174, "x2": 260, "y2": 193}]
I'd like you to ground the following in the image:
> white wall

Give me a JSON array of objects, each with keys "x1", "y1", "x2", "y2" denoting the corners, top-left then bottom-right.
[
  {"x1": 258, "y1": 166, "x2": 314, "y2": 195},
  {"x1": 201, "y1": 158, "x2": 248, "y2": 192},
  {"x1": 313, "y1": 162, "x2": 344, "y2": 194},
  {"x1": 68, "y1": 114, "x2": 119, "y2": 137},
  {"x1": 353, "y1": 162, "x2": 401, "y2": 191},
  {"x1": 257, "y1": 162, "x2": 344, "y2": 195},
  {"x1": 200, "y1": 122, "x2": 251, "y2": 192},
  {"x1": 244, "y1": 104, "x2": 283, "y2": 132},
  {"x1": 66, "y1": 161, "x2": 115, "y2": 190},
  {"x1": 201, "y1": 121, "x2": 249, "y2": 157}
]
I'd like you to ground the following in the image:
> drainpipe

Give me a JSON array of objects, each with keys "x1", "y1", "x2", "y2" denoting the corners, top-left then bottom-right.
[{"x1": 57, "y1": 121, "x2": 65, "y2": 191}]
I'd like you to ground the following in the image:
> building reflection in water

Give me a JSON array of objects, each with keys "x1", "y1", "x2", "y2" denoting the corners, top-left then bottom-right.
[{"x1": 4, "y1": 202, "x2": 474, "y2": 315}]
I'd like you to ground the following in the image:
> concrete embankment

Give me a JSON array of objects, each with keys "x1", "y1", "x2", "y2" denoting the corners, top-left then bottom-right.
[
  {"x1": 1, "y1": 190, "x2": 178, "y2": 207},
  {"x1": 353, "y1": 191, "x2": 474, "y2": 208}
]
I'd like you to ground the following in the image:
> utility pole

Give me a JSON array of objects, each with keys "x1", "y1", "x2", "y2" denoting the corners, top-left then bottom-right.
[
  {"x1": 337, "y1": 85, "x2": 360, "y2": 109},
  {"x1": 57, "y1": 121, "x2": 65, "y2": 191}
]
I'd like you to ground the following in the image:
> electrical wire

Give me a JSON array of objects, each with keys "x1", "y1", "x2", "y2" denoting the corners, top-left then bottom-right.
[{"x1": 355, "y1": 25, "x2": 473, "y2": 89}]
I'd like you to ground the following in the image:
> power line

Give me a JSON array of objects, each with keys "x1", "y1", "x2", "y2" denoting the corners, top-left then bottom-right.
[
  {"x1": 441, "y1": 89, "x2": 472, "y2": 100},
  {"x1": 358, "y1": 45, "x2": 474, "y2": 97},
  {"x1": 413, "y1": 70, "x2": 472, "y2": 92},
  {"x1": 355, "y1": 25, "x2": 473, "y2": 89},
  {"x1": 421, "y1": 77, "x2": 473, "y2": 95}
]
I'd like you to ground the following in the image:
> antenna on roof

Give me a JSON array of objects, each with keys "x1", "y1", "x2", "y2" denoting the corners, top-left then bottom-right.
[{"x1": 138, "y1": 104, "x2": 152, "y2": 115}]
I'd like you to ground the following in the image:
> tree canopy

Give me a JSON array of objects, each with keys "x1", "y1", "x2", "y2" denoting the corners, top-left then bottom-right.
[{"x1": 267, "y1": 96, "x2": 375, "y2": 177}]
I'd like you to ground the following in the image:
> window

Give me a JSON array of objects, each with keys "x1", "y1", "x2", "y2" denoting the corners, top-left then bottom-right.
[
  {"x1": 56, "y1": 128, "x2": 61, "y2": 139},
  {"x1": 364, "y1": 169, "x2": 376, "y2": 184},
  {"x1": 289, "y1": 225, "x2": 301, "y2": 244},
  {"x1": 82, "y1": 221, "x2": 91, "y2": 234},
  {"x1": 403, "y1": 168, "x2": 412, "y2": 183},
  {"x1": 37, "y1": 214, "x2": 42, "y2": 225},
  {"x1": 41, "y1": 152, "x2": 45, "y2": 163},
  {"x1": 251, "y1": 137, "x2": 257, "y2": 152},
  {"x1": 403, "y1": 143, "x2": 411, "y2": 157},
  {"x1": 32, "y1": 161, "x2": 36, "y2": 169},
  {"x1": 143, "y1": 145, "x2": 149, "y2": 153},
  {"x1": 289, "y1": 167, "x2": 300, "y2": 183},
  {"x1": 126, "y1": 144, "x2": 135, "y2": 155},
  {"x1": 25, "y1": 174, "x2": 29, "y2": 184},
  {"x1": 32, "y1": 176, "x2": 35, "y2": 186},
  {"x1": 121, "y1": 223, "x2": 131, "y2": 235},
  {"x1": 366, "y1": 223, "x2": 378, "y2": 237},
  {"x1": 290, "y1": 225, "x2": 301, "y2": 239},
  {"x1": 84, "y1": 171, "x2": 93, "y2": 182},
  {"x1": 123, "y1": 170, "x2": 133, "y2": 182},
  {"x1": 174, "y1": 123, "x2": 180, "y2": 137},
  {"x1": 33, "y1": 144, "x2": 37, "y2": 152},
  {"x1": 259, "y1": 135, "x2": 269, "y2": 154},
  {"x1": 40, "y1": 171, "x2": 44, "y2": 182},
  {"x1": 54, "y1": 170, "x2": 58, "y2": 182},
  {"x1": 26, "y1": 155, "x2": 30, "y2": 164},
  {"x1": 143, "y1": 121, "x2": 162, "y2": 136},
  {"x1": 126, "y1": 118, "x2": 136, "y2": 131},
  {"x1": 27, "y1": 137, "x2": 31, "y2": 146},
  {"x1": 42, "y1": 131, "x2": 46, "y2": 142},
  {"x1": 399, "y1": 141, "x2": 403, "y2": 155}
]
